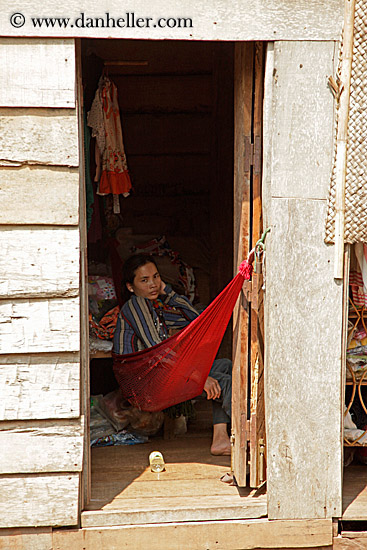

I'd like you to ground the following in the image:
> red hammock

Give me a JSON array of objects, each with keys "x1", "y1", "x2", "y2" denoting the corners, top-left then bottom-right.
[{"x1": 113, "y1": 261, "x2": 252, "y2": 412}]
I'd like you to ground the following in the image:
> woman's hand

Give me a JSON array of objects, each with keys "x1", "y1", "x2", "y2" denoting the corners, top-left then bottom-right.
[
  {"x1": 159, "y1": 280, "x2": 166, "y2": 295},
  {"x1": 204, "y1": 376, "x2": 222, "y2": 400}
]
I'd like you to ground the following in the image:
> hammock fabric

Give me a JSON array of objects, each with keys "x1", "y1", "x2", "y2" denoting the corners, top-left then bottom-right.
[{"x1": 113, "y1": 261, "x2": 252, "y2": 412}]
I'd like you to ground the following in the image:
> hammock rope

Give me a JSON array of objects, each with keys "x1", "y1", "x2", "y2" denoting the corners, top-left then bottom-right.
[{"x1": 113, "y1": 260, "x2": 253, "y2": 412}]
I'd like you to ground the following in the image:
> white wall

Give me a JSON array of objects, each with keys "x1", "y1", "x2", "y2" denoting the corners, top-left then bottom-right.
[
  {"x1": 263, "y1": 41, "x2": 344, "y2": 519},
  {"x1": 0, "y1": 38, "x2": 82, "y2": 528},
  {"x1": 0, "y1": 0, "x2": 343, "y2": 40}
]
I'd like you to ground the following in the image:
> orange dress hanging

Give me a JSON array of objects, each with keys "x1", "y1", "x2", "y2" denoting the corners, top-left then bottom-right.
[
  {"x1": 99, "y1": 77, "x2": 132, "y2": 196},
  {"x1": 88, "y1": 76, "x2": 132, "y2": 200}
]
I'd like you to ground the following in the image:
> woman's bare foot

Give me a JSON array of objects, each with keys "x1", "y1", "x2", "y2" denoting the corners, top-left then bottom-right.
[{"x1": 211, "y1": 423, "x2": 231, "y2": 456}]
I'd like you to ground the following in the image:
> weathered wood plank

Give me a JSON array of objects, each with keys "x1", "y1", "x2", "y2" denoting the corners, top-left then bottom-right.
[
  {"x1": 232, "y1": 41, "x2": 253, "y2": 487},
  {"x1": 342, "y1": 465, "x2": 367, "y2": 520},
  {"x1": 54, "y1": 518, "x2": 332, "y2": 549},
  {"x1": 334, "y1": 537, "x2": 367, "y2": 550},
  {"x1": 262, "y1": 43, "x2": 274, "y2": 231},
  {"x1": 270, "y1": 42, "x2": 338, "y2": 200},
  {"x1": 91, "y1": 439, "x2": 229, "y2": 479},
  {"x1": 83, "y1": 495, "x2": 266, "y2": 527},
  {"x1": 0, "y1": 1, "x2": 342, "y2": 40},
  {"x1": 0, "y1": 353, "x2": 80, "y2": 420},
  {"x1": 0, "y1": 227, "x2": 79, "y2": 299},
  {"x1": 0, "y1": 528, "x2": 52, "y2": 550},
  {"x1": 0, "y1": 418, "x2": 83, "y2": 473},
  {"x1": 0, "y1": 473, "x2": 79, "y2": 528},
  {"x1": 0, "y1": 39, "x2": 75, "y2": 108},
  {"x1": 0, "y1": 166, "x2": 79, "y2": 224},
  {"x1": 249, "y1": 41, "x2": 266, "y2": 489},
  {"x1": 265, "y1": 198, "x2": 343, "y2": 519},
  {"x1": 0, "y1": 108, "x2": 78, "y2": 166},
  {"x1": 76, "y1": 49, "x2": 91, "y2": 509},
  {"x1": 340, "y1": 532, "x2": 367, "y2": 539},
  {"x1": 88, "y1": 478, "x2": 260, "y2": 501},
  {"x1": 0, "y1": 297, "x2": 80, "y2": 354}
]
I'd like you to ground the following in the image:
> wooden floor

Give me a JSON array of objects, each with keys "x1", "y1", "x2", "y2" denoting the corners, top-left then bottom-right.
[
  {"x1": 82, "y1": 415, "x2": 267, "y2": 528},
  {"x1": 342, "y1": 464, "x2": 367, "y2": 520}
]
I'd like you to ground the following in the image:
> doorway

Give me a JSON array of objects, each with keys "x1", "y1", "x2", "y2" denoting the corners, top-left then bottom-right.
[{"x1": 78, "y1": 38, "x2": 266, "y2": 524}]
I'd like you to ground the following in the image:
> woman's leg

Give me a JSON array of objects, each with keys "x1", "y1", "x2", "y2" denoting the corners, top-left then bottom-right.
[{"x1": 208, "y1": 358, "x2": 232, "y2": 455}]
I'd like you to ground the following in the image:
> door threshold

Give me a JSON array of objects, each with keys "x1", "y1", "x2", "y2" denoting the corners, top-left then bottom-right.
[
  {"x1": 83, "y1": 434, "x2": 267, "y2": 528},
  {"x1": 82, "y1": 493, "x2": 267, "y2": 528}
]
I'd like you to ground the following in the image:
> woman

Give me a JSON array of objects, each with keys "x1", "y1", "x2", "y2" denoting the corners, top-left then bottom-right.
[{"x1": 113, "y1": 253, "x2": 232, "y2": 456}]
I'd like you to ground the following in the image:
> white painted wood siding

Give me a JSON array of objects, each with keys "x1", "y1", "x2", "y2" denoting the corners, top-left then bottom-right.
[
  {"x1": 0, "y1": 298, "x2": 80, "y2": 353},
  {"x1": 0, "y1": 354, "x2": 80, "y2": 420},
  {"x1": 0, "y1": 474, "x2": 79, "y2": 528},
  {"x1": 0, "y1": 1, "x2": 343, "y2": 41},
  {"x1": 263, "y1": 42, "x2": 343, "y2": 519},
  {"x1": 0, "y1": 38, "x2": 81, "y2": 528},
  {"x1": 0, "y1": 108, "x2": 79, "y2": 166},
  {"x1": 0, "y1": 419, "x2": 83, "y2": 473},
  {"x1": 0, "y1": 167, "x2": 79, "y2": 225},
  {"x1": 0, "y1": 39, "x2": 75, "y2": 107},
  {"x1": 0, "y1": 227, "x2": 79, "y2": 299}
]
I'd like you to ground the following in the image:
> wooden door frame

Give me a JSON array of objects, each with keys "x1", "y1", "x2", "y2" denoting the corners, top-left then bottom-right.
[
  {"x1": 232, "y1": 42, "x2": 254, "y2": 487},
  {"x1": 249, "y1": 42, "x2": 266, "y2": 488},
  {"x1": 232, "y1": 41, "x2": 265, "y2": 488},
  {"x1": 77, "y1": 36, "x2": 265, "y2": 505},
  {"x1": 76, "y1": 38, "x2": 91, "y2": 510}
]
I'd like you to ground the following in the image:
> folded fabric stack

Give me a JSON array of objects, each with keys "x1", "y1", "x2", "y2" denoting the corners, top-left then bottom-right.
[
  {"x1": 88, "y1": 274, "x2": 119, "y2": 353},
  {"x1": 346, "y1": 327, "x2": 367, "y2": 379},
  {"x1": 344, "y1": 407, "x2": 367, "y2": 445}
]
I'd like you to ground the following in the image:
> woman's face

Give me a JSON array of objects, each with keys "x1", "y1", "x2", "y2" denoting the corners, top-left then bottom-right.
[{"x1": 126, "y1": 262, "x2": 161, "y2": 300}]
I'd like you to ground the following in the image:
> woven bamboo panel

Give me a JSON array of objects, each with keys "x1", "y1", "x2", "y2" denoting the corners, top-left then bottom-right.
[{"x1": 325, "y1": 0, "x2": 367, "y2": 244}]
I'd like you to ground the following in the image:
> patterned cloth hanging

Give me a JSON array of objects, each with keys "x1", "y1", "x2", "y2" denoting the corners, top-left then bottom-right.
[{"x1": 88, "y1": 75, "x2": 132, "y2": 212}]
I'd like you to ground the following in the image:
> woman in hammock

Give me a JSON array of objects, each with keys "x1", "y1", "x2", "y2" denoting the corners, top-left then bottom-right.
[{"x1": 113, "y1": 253, "x2": 232, "y2": 456}]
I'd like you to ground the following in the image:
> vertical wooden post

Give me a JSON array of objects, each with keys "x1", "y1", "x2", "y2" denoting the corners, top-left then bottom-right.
[
  {"x1": 232, "y1": 42, "x2": 254, "y2": 487},
  {"x1": 75, "y1": 39, "x2": 91, "y2": 510},
  {"x1": 334, "y1": 0, "x2": 355, "y2": 279},
  {"x1": 249, "y1": 42, "x2": 266, "y2": 488}
]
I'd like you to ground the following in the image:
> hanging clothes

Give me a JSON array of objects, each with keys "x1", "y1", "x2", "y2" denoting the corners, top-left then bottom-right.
[
  {"x1": 83, "y1": 110, "x2": 94, "y2": 231},
  {"x1": 87, "y1": 75, "x2": 132, "y2": 211},
  {"x1": 350, "y1": 243, "x2": 367, "y2": 307}
]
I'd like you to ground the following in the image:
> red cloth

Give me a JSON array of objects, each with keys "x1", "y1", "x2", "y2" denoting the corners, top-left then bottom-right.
[
  {"x1": 90, "y1": 306, "x2": 120, "y2": 340},
  {"x1": 113, "y1": 262, "x2": 252, "y2": 412},
  {"x1": 99, "y1": 170, "x2": 132, "y2": 196}
]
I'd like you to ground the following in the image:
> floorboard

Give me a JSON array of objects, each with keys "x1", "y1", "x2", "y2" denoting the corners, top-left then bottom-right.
[
  {"x1": 82, "y1": 422, "x2": 267, "y2": 527},
  {"x1": 342, "y1": 464, "x2": 367, "y2": 520}
]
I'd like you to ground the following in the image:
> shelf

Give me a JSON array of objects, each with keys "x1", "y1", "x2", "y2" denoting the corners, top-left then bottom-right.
[
  {"x1": 90, "y1": 350, "x2": 112, "y2": 359},
  {"x1": 346, "y1": 379, "x2": 367, "y2": 385}
]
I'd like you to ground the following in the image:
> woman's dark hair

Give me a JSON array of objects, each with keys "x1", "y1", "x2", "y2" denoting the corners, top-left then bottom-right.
[{"x1": 122, "y1": 253, "x2": 158, "y2": 286}]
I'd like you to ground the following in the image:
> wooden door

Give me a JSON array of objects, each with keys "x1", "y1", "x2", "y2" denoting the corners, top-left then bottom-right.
[{"x1": 232, "y1": 42, "x2": 265, "y2": 488}]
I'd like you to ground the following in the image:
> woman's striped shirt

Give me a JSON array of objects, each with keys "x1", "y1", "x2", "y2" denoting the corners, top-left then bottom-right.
[{"x1": 113, "y1": 285, "x2": 199, "y2": 354}]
